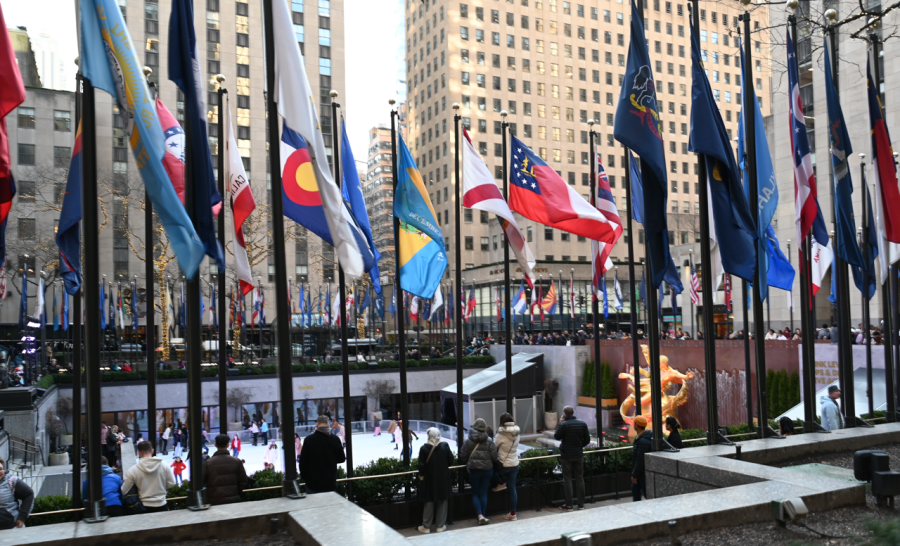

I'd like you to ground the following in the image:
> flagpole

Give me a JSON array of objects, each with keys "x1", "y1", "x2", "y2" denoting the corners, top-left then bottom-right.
[
  {"x1": 623, "y1": 153, "x2": 641, "y2": 416},
  {"x1": 389, "y1": 101, "x2": 411, "y2": 471},
  {"x1": 215, "y1": 74, "x2": 228, "y2": 434},
  {"x1": 142, "y1": 67, "x2": 159, "y2": 450},
  {"x1": 787, "y1": 240, "x2": 794, "y2": 333},
  {"x1": 80, "y1": 74, "x2": 107, "y2": 521},
  {"x1": 690, "y1": 0, "x2": 723, "y2": 444},
  {"x1": 330, "y1": 95, "x2": 355, "y2": 496},
  {"x1": 70, "y1": 65, "x2": 84, "y2": 513},
  {"x1": 497, "y1": 112, "x2": 513, "y2": 411},
  {"x1": 740, "y1": 12, "x2": 775, "y2": 439},
  {"x1": 588, "y1": 122, "x2": 602, "y2": 437},
  {"x1": 261, "y1": 0, "x2": 301, "y2": 496},
  {"x1": 860, "y1": 163, "x2": 874, "y2": 419},
  {"x1": 452, "y1": 103, "x2": 465, "y2": 454}
]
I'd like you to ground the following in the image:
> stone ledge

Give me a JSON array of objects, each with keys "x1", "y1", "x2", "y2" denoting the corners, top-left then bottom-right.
[{"x1": 286, "y1": 493, "x2": 414, "y2": 546}]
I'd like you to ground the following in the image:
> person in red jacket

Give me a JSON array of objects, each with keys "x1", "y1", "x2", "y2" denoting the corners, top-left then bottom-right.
[
  {"x1": 171, "y1": 457, "x2": 186, "y2": 484},
  {"x1": 231, "y1": 434, "x2": 241, "y2": 458}
]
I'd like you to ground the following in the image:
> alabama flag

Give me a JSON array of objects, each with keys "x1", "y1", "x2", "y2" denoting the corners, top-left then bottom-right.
[
  {"x1": 225, "y1": 95, "x2": 256, "y2": 295},
  {"x1": 462, "y1": 129, "x2": 535, "y2": 286}
]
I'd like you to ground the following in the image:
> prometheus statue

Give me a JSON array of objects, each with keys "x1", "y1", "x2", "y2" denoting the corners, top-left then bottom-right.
[{"x1": 618, "y1": 344, "x2": 694, "y2": 437}]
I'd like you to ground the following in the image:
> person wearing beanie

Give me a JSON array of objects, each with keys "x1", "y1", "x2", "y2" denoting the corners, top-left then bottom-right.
[
  {"x1": 459, "y1": 417, "x2": 499, "y2": 525},
  {"x1": 631, "y1": 415, "x2": 653, "y2": 502},
  {"x1": 821, "y1": 385, "x2": 844, "y2": 431},
  {"x1": 664, "y1": 416, "x2": 682, "y2": 449}
]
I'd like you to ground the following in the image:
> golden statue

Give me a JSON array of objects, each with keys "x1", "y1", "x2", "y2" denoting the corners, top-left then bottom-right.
[{"x1": 618, "y1": 344, "x2": 694, "y2": 437}]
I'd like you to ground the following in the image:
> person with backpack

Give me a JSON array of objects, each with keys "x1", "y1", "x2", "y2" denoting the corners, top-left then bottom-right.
[
  {"x1": 493, "y1": 413, "x2": 520, "y2": 521},
  {"x1": 121, "y1": 441, "x2": 175, "y2": 513},
  {"x1": 0, "y1": 458, "x2": 34, "y2": 528},
  {"x1": 81, "y1": 456, "x2": 123, "y2": 517},
  {"x1": 459, "y1": 418, "x2": 499, "y2": 525},
  {"x1": 416, "y1": 428, "x2": 452, "y2": 534}
]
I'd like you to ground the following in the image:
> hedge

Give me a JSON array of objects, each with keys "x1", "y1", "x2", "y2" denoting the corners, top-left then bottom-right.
[
  {"x1": 34, "y1": 356, "x2": 495, "y2": 387},
  {"x1": 581, "y1": 361, "x2": 616, "y2": 399}
]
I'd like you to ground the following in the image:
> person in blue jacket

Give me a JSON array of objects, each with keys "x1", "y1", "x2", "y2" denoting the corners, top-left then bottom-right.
[{"x1": 82, "y1": 456, "x2": 124, "y2": 517}]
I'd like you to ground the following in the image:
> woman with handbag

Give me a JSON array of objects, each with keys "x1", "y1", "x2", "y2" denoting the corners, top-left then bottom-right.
[
  {"x1": 459, "y1": 418, "x2": 499, "y2": 525},
  {"x1": 416, "y1": 428, "x2": 452, "y2": 534},
  {"x1": 493, "y1": 413, "x2": 520, "y2": 521}
]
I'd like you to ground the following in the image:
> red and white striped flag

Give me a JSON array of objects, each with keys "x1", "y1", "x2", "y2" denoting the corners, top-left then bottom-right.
[
  {"x1": 688, "y1": 255, "x2": 700, "y2": 306},
  {"x1": 462, "y1": 129, "x2": 535, "y2": 286},
  {"x1": 591, "y1": 155, "x2": 623, "y2": 298},
  {"x1": 225, "y1": 95, "x2": 256, "y2": 295}
]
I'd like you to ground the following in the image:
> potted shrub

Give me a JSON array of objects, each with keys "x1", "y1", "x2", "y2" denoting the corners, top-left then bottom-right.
[
  {"x1": 56, "y1": 397, "x2": 74, "y2": 447},
  {"x1": 45, "y1": 407, "x2": 69, "y2": 466},
  {"x1": 600, "y1": 362, "x2": 618, "y2": 408},
  {"x1": 543, "y1": 378, "x2": 560, "y2": 430},
  {"x1": 578, "y1": 360, "x2": 597, "y2": 407}
]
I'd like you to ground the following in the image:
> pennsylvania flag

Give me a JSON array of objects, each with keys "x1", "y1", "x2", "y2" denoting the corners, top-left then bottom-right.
[
  {"x1": 613, "y1": 0, "x2": 672, "y2": 288},
  {"x1": 689, "y1": 22, "x2": 757, "y2": 283},
  {"x1": 80, "y1": 0, "x2": 205, "y2": 278},
  {"x1": 57, "y1": 121, "x2": 83, "y2": 295},
  {"x1": 394, "y1": 135, "x2": 447, "y2": 299}
]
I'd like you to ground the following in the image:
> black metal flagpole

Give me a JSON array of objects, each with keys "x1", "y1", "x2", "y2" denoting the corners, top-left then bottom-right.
[
  {"x1": 501, "y1": 111, "x2": 513, "y2": 412},
  {"x1": 860, "y1": 164, "x2": 874, "y2": 419},
  {"x1": 452, "y1": 104, "x2": 464, "y2": 454},
  {"x1": 741, "y1": 11, "x2": 774, "y2": 439},
  {"x1": 71, "y1": 65, "x2": 83, "y2": 514},
  {"x1": 262, "y1": 0, "x2": 301, "y2": 496},
  {"x1": 216, "y1": 75, "x2": 228, "y2": 435},
  {"x1": 81, "y1": 75, "x2": 106, "y2": 522},
  {"x1": 589, "y1": 120, "x2": 602, "y2": 437},
  {"x1": 389, "y1": 101, "x2": 410, "y2": 468},
  {"x1": 144, "y1": 68, "x2": 158, "y2": 451},
  {"x1": 332, "y1": 96, "x2": 354, "y2": 496}
]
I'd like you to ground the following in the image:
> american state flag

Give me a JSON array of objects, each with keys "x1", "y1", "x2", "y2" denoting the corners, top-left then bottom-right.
[
  {"x1": 688, "y1": 255, "x2": 700, "y2": 306},
  {"x1": 591, "y1": 154, "x2": 623, "y2": 298}
]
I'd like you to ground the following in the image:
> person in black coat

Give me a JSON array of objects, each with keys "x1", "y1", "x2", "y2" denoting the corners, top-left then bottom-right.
[
  {"x1": 299, "y1": 415, "x2": 346, "y2": 493},
  {"x1": 553, "y1": 406, "x2": 590, "y2": 511},
  {"x1": 416, "y1": 428, "x2": 453, "y2": 533},
  {"x1": 664, "y1": 416, "x2": 682, "y2": 449},
  {"x1": 631, "y1": 415, "x2": 653, "y2": 502}
]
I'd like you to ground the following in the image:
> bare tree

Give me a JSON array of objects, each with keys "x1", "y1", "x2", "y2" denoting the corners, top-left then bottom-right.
[
  {"x1": 363, "y1": 379, "x2": 397, "y2": 409},
  {"x1": 225, "y1": 386, "x2": 253, "y2": 423}
]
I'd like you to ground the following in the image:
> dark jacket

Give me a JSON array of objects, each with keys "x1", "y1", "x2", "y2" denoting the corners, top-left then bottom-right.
[
  {"x1": 299, "y1": 427, "x2": 346, "y2": 492},
  {"x1": 632, "y1": 430, "x2": 654, "y2": 478},
  {"x1": 81, "y1": 465, "x2": 123, "y2": 507},
  {"x1": 459, "y1": 430, "x2": 498, "y2": 471},
  {"x1": 554, "y1": 417, "x2": 590, "y2": 460},
  {"x1": 417, "y1": 442, "x2": 453, "y2": 502},
  {"x1": 666, "y1": 429, "x2": 683, "y2": 449},
  {"x1": 0, "y1": 475, "x2": 34, "y2": 528},
  {"x1": 202, "y1": 448, "x2": 248, "y2": 505}
]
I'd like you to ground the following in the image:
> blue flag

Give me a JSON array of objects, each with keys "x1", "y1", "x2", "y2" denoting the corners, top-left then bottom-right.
[
  {"x1": 211, "y1": 284, "x2": 218, "y2": 329},
  {"x1": 360, "y1": 287, "x2": 371, "y2": 314},
  {"x1": 306, "y1": 285, "x2": 313, "y2": 326},
  {"x1": 689, "y1": 22, "x2": 757, "y2": 284},
  {"x1": 53, "y1": 288, "x2": 59, "y2": 331},
  {"x1": 388, "y1": 287, "x2": 396, "y2": 314},
  {"x1": 823, "y1": 38, "x2": 864, "y2": 269},
  {"x1": 100, "y1": 282, "x2": 106, "y2": 330},
  {"x1": 57, "y1": 122, "x2": 82, "y2": 295},
  {"x1": 298, "y1": 284, "x2": 305, "y2": 326},
  {"x1": 341, "y1": 120, "x2": 382, "y2": 293},
  {"x1": 629, "y1": 154, "x2": 644, "y2": 223},
  {"x1": 132, "y1": 283, "x2": 139, "y2": 330},
  {"x1": 108, "y1": 283, "x2": 115, "y2": 330},
  {"x1": 80, "y1": 0, "x2": 205, "y2": 278},
  {"x1": 169, "y1": 0, "x2": 225, "y2": 272},
  {"x1": 670, "y1": 281, "x2": 678, "y2": 321},
  {"x1": 601, "y1": 273, "x2": 609, "y2": 319},
  {"x1": 62, "y1": 291, "x2": 68, "y2": 331},
  {"x1": 850, "y1": 186, "x2": 878, "y2": 299},
  {"x1": 326, "y1": 284, "x2": 331, "y2": 325},
  {"x1": 374, "y1": 288, "x2": 385, "y2": 321},
  {"x1": 19, "y1": 272, "x2": 26, "y2": 329},
  {"x1": 738, "y1": 48, "x2": 779, "y2": 300},
  {"x1": 664, "y1": 255, "x2": 684, "y2": 293},
  {"x1": 828, "y1": 251, "x2": 837, "y2": 304},
  {"x1": 764, "y1": 225, "x2": 795, "y2": 292},
  {"x1": 614, "y1": 0, "x2": 672, "y2": 288}
]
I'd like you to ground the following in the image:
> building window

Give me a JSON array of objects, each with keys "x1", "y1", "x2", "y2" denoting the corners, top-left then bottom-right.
[
  {"x1": 480, "y1": 237, "x2": 489, "y2": 251},
  {"x1": 53, "y1": 110, "x2": 72, "y2": 131},
  {"x1": 18, "y1": 144, "x2": 35, "y2": 165},
  {"x1": 54, "y1": 146, "x2": 71, "y2": 168},
  {"x1": 17, "y1": 180, "x2": 34, "y2": 202},
  {"x1": 544, "y1": 227, "x2": 553, "y2": 240},
  {"x1": 17, "y1": 218, "x2": 35, "y2": 239},
  {"x1": 18, "y1": 107, "x2": 35, "y2": 128},
  {"x1": 465, "y1": 236, "x2": 474, "y2": 250}
]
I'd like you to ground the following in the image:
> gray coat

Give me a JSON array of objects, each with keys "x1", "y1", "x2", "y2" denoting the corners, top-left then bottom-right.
[
  {"x1": 459, "y1": 430, "x2": 498, "y2": 471},
  {"x1": 820, "y1": 395, "x2": 843, "y2": 431}
]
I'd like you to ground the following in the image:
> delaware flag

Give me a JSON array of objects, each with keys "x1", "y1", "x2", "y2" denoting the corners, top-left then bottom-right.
[
  {"x1": 541, "y1": 280, "x2": 558, "y2": 315},
  {"x1": 80, "y1": 0, "x2": 204, "y2": 278},
  {"x1": 394, "y1": 135, "x2": 447, "y2": 299},
  {"x1": 57, "y1": 121, "x2": 83, "y2": 295}
]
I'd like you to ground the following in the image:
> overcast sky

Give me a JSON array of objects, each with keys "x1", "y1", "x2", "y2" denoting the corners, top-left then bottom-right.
[{"x1": 4, "y1": 0, "x2": 403, "y2": 162}]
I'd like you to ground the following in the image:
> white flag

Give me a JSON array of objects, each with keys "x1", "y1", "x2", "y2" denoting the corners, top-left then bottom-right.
[
  {"x1": 429, "y1": 286, "x2": 444, "y2": 322},
  {"x1": 36, "y1": 277, "x2": 45, "y2": 319}
]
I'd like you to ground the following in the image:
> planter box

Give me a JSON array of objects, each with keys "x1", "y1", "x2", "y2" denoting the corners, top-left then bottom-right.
[
  {"x1": 48, "y1": 452, "x2": 69, "y2": 466},
  {"x1": 577, "y1": 396, "x2": 619, "y2": 408}
]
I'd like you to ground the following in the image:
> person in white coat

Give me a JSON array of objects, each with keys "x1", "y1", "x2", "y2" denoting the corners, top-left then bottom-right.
[
  {"x1": 263, "y1": 440, "x2": 281, "y2": 471},
  {"x1": 492, "y1": 413, "x2": 521, "y2": 521}
]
